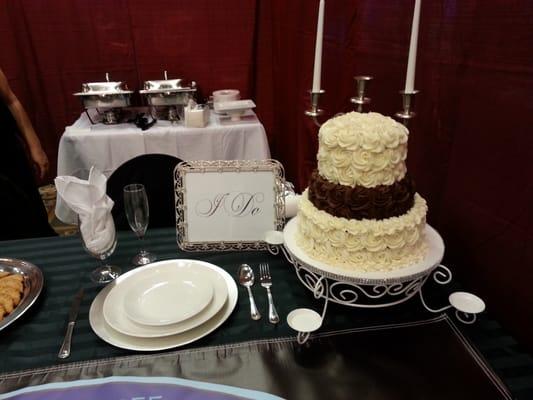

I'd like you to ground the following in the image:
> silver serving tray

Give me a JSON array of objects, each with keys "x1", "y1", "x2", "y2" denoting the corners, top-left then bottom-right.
[{"x1": 0, "y1": 258, "x2": 43, "y2": 332}]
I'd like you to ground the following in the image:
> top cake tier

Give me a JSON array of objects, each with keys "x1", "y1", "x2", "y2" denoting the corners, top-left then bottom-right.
[{"x1": 317, "y1": 112, "x2": 409, "y2": 188}]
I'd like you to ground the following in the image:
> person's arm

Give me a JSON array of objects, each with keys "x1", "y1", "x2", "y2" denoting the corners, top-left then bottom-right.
[{"x1": 0, "y1": 68, "x2": 49, "y2": 180}]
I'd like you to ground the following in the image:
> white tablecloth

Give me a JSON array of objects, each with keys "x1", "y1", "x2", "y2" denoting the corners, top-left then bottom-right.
[{"x1": 57, "y1": 110, "x2": 270, "y2": 179}]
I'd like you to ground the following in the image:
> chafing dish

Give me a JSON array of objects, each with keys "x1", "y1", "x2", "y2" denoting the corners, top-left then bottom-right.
[
  {"x1": 73, "y1": 73, "x2": 133, "y2": 124},
  {"x1": 140, "y1": 71, "x2": 197, "y2": 121}
]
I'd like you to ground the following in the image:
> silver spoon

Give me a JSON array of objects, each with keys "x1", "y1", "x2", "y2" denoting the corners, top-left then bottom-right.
[{"x1": 238, "y1": 264, "x2": 261, "y2": 320}]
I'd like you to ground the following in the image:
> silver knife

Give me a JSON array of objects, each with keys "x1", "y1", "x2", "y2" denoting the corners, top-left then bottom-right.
[{"x1": 58, "y1": 288, "x2": 84, "y2": 359}]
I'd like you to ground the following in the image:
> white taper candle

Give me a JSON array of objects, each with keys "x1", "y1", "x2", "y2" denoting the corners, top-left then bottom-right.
[
  {"x1": 312, "y1": 0, "x2": 325, "y2": 92},
  {"x1": 405, "y1": 0, "x2": 421, "y2": 93}
]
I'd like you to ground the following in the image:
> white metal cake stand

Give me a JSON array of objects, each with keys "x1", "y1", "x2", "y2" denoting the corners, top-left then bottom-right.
[{"x1": 266, "y1": 218, "x2": 486, "y2": 343}]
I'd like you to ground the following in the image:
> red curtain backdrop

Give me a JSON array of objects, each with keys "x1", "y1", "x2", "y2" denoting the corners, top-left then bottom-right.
[{"x1": 1, "y1": 0, "x2": 532, "y2": 350}]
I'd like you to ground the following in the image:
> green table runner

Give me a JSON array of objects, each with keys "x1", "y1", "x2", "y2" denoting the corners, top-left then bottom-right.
[{"x1": 0, "y1": 228, "x2": 531, "y2": 398}]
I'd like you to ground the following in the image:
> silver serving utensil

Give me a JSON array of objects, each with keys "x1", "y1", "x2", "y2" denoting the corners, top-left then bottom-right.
[
  {"x1": 238, "y1": 264, "x2": 261, "y2": 320},
  {"x1": 58, "y1": 287, "x2": 84, "y2": 359},
  {"x1": 259, "y1": 262, "x2": 280, "y2": 324}
]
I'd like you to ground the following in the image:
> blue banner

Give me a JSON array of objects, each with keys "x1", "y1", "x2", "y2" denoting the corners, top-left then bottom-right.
[{"x1": 0, "y1": 376, "x2": 285, "y2": 400}]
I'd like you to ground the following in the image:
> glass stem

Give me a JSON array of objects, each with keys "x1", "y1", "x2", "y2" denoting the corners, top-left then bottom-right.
[
  {"x1": 138, "y1": 235, "x2": 146, "y2": 256},
  {"x1": 97, "y1": 256, "x2": 107, "y2": 271}
]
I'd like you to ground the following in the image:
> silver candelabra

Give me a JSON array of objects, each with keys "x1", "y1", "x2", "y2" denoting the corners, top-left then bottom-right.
[{"x1": 305, "y1": 76, "x2": 419, "y2": 128}]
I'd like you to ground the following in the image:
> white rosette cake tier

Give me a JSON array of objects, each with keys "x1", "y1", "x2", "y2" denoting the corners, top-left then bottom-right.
[{"x1": 296, "y1": 191, "x2": 428, "y2": 272}]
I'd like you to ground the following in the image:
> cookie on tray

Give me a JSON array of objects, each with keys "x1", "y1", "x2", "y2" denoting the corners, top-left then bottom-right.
[{"x1": 0, "y1": 273, "x2": 25, "y2": 322}]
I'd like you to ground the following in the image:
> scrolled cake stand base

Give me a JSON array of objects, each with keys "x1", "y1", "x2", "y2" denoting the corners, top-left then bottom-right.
[{"x1": 266, "y1": 218, "x2": 485, "y2": 344}]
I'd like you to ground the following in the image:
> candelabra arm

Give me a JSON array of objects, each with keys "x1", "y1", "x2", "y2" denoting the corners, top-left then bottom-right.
[
  {"x1": 350, "y1": 76, "x2": 373, "y2": 112},
  {"x1": 395, "y1": 90, "x2": 419, "y2": 127},
  {"x1": 311, "y1": 116, "x2": 321, "y2": 128},
  {"x1": 305, "y1": 90, "x2": 325, "y2": 127}
]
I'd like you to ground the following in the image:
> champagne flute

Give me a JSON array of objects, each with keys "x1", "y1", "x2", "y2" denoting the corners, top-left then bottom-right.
[
  {"x1": 123, "y1": 184, "x2": 157, "y2": 266},
  {"x1": 79, "y1": 217, "x2": 120, "y2": 284}
]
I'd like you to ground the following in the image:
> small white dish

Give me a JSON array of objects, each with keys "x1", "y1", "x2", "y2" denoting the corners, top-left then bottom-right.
[
  {"x1": 89, "y1": 260, "x2": 238, "y2": 351},
  {"x1": 214, "y1": 99, "x2": 255, "y2": 111},
  {"x1": 124, "y1": 270, "x2": 213, "y2": 326},
  {"x1": 214, "y1": 100, "x2": 256, "y2": 121},
  {"x1": 264, "y1": 230, "x2": 284, "y2": 245},
  {"x1": 449, "y1": 291, "x2": 486, "y2": 314},
  {"x1": 102, "y1": 260, "x2": 228, "y2": 338},
  {"x1": 287, "y1": 308, "x2": 322, "y2": 333}
]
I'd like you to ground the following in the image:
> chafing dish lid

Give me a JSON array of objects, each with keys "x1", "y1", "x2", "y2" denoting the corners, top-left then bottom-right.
[
  {"x1": 140, "y1": 71, "x2": 196, "y2": 94},
  {"x1": 73, "y1": 73, "x2": 133, "y2": 96}
]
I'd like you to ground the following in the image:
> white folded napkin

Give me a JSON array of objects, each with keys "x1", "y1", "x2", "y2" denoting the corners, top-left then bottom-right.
[{"x1": 55, "y1": 167, "x2": 116, "y2": 254}]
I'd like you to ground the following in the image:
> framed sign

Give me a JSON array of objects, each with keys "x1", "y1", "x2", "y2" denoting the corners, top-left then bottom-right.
[{"x1": 174, "y1": 160, "x2": 285, "y2": 251}]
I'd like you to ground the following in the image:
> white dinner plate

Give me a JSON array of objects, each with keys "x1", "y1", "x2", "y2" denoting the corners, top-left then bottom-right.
[
  {"x1": 90, "y1": 260, "x2": 238, "y2": 351},
  {"x1": 102, "y1": 260, "x2": 228, "y2": 338},
  {"x1": 123, "y1": 267, "x2": 214, "y2": 326}
]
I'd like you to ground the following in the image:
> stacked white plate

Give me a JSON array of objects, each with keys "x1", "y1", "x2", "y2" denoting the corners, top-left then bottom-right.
[{"x1": 89, "y1": 259, "x2": 238, "y2": 351}]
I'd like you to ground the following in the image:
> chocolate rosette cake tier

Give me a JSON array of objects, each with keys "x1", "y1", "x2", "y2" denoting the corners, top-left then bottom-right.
[{"x1": 308, "y1": 170, "x2": 415, "y2": 220}]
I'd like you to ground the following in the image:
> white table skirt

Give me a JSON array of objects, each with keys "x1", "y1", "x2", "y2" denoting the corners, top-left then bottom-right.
[{"x1": 57, "y1": 110, "x2": 270, "y2": 179}]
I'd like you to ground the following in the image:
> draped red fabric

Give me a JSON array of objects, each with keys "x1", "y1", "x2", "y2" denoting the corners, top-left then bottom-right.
[{"x1": 1, "y1": 1, "x2": 532, "y2": 350}]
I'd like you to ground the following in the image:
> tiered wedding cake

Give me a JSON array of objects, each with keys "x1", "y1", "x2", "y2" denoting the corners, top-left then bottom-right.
[{"x1": 296, "y1": 111, "x2": 428, "y2": 272}]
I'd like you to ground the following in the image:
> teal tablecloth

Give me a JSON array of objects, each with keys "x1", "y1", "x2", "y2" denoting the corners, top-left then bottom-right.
[{"x1": 0, "y1": 228, "x2": 531, "y2": 398}]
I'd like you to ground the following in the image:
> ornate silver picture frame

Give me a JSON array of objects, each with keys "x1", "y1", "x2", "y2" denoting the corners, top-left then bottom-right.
[{"x1": 174, "y1": 160, "x2": 286, "y2": 251}]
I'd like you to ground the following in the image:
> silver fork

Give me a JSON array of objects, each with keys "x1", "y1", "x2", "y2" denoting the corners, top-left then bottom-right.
[{"x1": 259, "y1": 263, "x2": 280, "y2": 324}]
